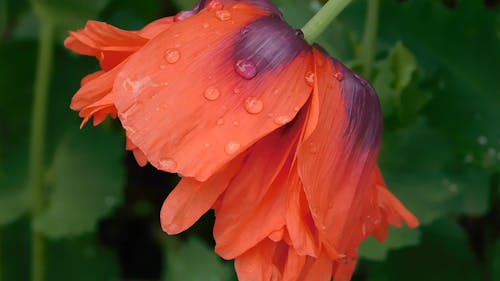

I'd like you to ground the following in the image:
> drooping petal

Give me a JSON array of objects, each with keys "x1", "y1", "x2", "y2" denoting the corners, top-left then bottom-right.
[
  {"x1": 70, "y1": 62, "x2": 125, "y2": 128},
  {"x1": 114, "y1": 3, "x2": 313, "y2": 181},
  {"x1": 64, "y1": 18, "x2": 174, "y2": 71},
  {"x1": 160, "y1": 153, "x2": 246, "y2": 234},
  {"x1": 297, "y1": 48, "x2": 384, "y2": 257},
  {"x1": 214, "y1": 108, "x2": 306, "y2": 259}
]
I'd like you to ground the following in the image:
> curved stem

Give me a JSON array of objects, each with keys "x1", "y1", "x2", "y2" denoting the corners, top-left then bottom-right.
[
  {"x1": 302, "y1": 0, "x2": 353, "y2": 44},
  {"x1": 361, "y1": 0, "x2": 379, "y2": 78},
  {"x1": 29, "y1": 5, "x2": 54, "y2": 281}
]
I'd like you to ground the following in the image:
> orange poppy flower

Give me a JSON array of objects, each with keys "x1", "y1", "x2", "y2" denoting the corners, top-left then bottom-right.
[{"x1": 66, "y1": 1, "x2": 419, "y2": 280}]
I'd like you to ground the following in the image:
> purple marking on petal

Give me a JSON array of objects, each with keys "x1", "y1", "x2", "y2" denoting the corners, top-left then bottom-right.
[
  {"x1": 232, "y1": 16, "x2": 310, "y2": 76},
  {"x1": 174, "y1": 0, "x2": 208, "y2": 21},
  {"x1": 337, "y1": 60, "x2": 383, "y2": 151}
]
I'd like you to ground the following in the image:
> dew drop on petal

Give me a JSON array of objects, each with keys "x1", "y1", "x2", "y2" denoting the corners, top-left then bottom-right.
[
  {"x1": 274, "y1": 115, "x2": 290, "y2": 125},
  {"x1": 160, "y1": 158, "x2": 177, "y2": 171},
  {"x1": 235, "y1": 59, "x2": 257, "y2": 79},
  {"x1": 244, "y1": 97, "x2": 264, "y2": 114},
  {"x1": 207, "y1": 0, "x2": 224, "y2": 11},
  {"x1": 304, "y1": 71, "x2": 315, "y2": 86},
  {"x1": 215, "y1": 10, "x2": 232, "y2": 21},
  {"x1": 204, "y1": 87, "x2": 221, "y2": 101},
  {"x1": 204, "y1": 143, "x2": 211, "y2": 148},
  {"x1": 216, "y1": 118, "x2": 225, "y2": 125},
  {"x1": 225, "y1": 141, "x2": 241, "y2": 155},
  {"x1": 165, "y1": 49, "x2": 180, "y2": 64},
  {"x1": 233, "y1": 88, "x2": 241, "y2": 94},
  {"x1": 232, "y1": 120, "x2": 239, "y2": 126},
  {"x1": 334, "y1": 72, "x2": 344, "y2": 81},
  {"x1": 203, "y1": 23, "x2": 210, "y2": 29}
]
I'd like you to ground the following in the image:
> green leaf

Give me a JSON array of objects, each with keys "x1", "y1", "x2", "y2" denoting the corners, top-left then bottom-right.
[
  {"x1": 383, "y1": 219, "x2": 481, "y2": 281},
  {"x1": 359, "y1": 226, "x2": 421, "y2": 261},
  {"x1": 35, "y1": 126, "x2": 125, "y2": 238},
  {"x1": 379, "y1": 119, "x2": 457, "y2": 225},
  {"x1": 46, "y1": 234, "x2": 119, "y2": 281},
  {"x1": 165, "y1": 236, "x2": 232, "y2": 281},
  {"x1": 494, "y1": 240, "x2": 500, "y2": 281}
]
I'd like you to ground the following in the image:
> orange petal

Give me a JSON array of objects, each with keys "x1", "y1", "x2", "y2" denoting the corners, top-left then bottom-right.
[
  {"x1": 214, "y1": 108, "x2": 306, "y2": 259},
  {"x1": 282, "y1": 246, "x2": 306, "y2": 281},
  {"x1": 71, "y1": 63, "x2": 125, "y2": 128},
  {"x1": 297, "y1": 49, "x2": 384, "y2": 256},
  {"x1": 113, "y1": 4, "x2": 314, "y2": 181},
  {"x1": 285, "y1": 166, "x2": 320, "y2": 257},
  {"x1": 160, "y1": 153, "x2": 245, "y2": 234},
  {"x1": 332, "y1": 257, "x2": 357, "y2": 281},
  {"x1": 235, "y1": 238, "x2": 279, "y2": 281},
  {"x1": 297, "y1": 251, "x2": 333, "y2": 281},
  {"x1": 65, "y1": 18, "x2": 174, "y2": 70}
]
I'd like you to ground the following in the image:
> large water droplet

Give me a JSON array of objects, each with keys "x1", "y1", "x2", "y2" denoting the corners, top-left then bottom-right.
[
  {"x1": 334, "y1": 72, "x2": 344, "y2": 81},
  {"x1": 160, "y1": 158, "x2": 177, "y2": 171},
  {"x1": 215, "y1": 10, "x2": 232, "y2": 21},
  {"x1": 204, "y1": 87, "x2": 221, "y2": 101},
  {"x1": 244, "y1": 97, "x2": 264, "y2": 114},
  {"x1": 207, "y1": 0, "x2": 223, "y2": 11},
  {"x1": 216, "y1": 118, "x2": 224, "y2": 125},
  {"x1": 165, "y1": 49, "x2": 180, "y2": 64},
  {"x1": 274, "y1": 115, "x2": 290, "y2": 125},
  {"x1": 235, "y1": 59, "x2": 257, "y2": 79},
  {"x1": 225, "y1": 141, "x2": 241, "y2": 155},
  {"x1": 304, "y1": 71, "x2": 315, "y2": 86}
]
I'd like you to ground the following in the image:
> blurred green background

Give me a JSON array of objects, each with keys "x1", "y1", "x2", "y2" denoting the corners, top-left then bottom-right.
[{"x1": 0, "y1": 0, "x2": 498, "y2": 280}]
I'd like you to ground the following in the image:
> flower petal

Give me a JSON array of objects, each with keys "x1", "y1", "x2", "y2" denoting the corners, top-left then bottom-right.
[
  {"x1": 234, "y1": 238, "x2": 279, "y2": 281},
  {"x1": 114, "y1": 3, "x2": 313, "y2": 181},
  {"x1": 297, "y1": 49, "x2": 384, "y2": 256},
  {"x1": 214, "y1": 109, "x2": 306, "y2": 259},
  {"x1": 160, "y1": 153, "x2": 245, "y2": 234}
]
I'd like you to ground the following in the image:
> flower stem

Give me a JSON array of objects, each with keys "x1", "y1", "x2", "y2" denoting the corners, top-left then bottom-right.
[
  {"x1": 361, "y1": 0, "x2": 379, "y2": 78},
  {"x1": 29, "y1": 3, "x2": 54, "y2": 281},
  {"x1": 302, "y1": 0, "x2": 353, "y2": 44},
  {"x1": 0, "y1": 228, "x2": 3, "y2": 281}
]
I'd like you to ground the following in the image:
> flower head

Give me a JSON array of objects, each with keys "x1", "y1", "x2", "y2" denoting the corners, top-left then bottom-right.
[{"x1": 65, "y1": 1, "x2": 419, "y2": 280}]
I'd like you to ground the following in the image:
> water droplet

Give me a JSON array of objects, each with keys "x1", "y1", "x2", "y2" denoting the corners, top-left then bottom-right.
[
  {"x1": 202, "y1": 23, "x2": 210, "y2": 28},
  {"x1": 308, "y1": 142, "x2": 318, "y2": 154},
  {"x1": 207, "y1": 0, "x2": 223, "y2": 11},
  {"x1": 215, "y1": 10, "x2": 232, "y2": 21},
  {"x1": 233, "y1": 88, "x2": 241, "y2": 94},
  {"x1": 122, "y1": 76, "x2": 152, "y2": 94},
  {"x1": 232, "y1": 121, "x2": 239, "y2": 126},
  {"x1": 160, "y1": 158, "x2": 177, "y2": 171},
  {"x1": 244, "y1": 97, "x2": 264, "y2": 114},
  {"x1": 294, "y1": 29, "x2": 304, "y2": 39},
  {"x1": 204, "y1": 87, "x2": 221, "y2": 101},
  {"x1": 225, "y1": 141, "x2": 241, "y2": 155},
  {"x1": 477, "y1": 135, "x2": 488, "y2": 146},
  {"x1": 304, "y1": 71, "x2": 315, "y2": 86},
  {"x1": 165, "y1": 49, "x2": 180, "y2": 64},
  {"x1": 334, "y1": 72, "x2": 344, "y2": 81},
  {"x1": 235, "y1": 59, "x2": 257, "y2": 79},
  {"x1": 216, "y1": 118, "x2": 224, "y2": 125},
  {"x1": 241, "y1": 27, "x2": 250, "y2": 35},
  {"x1": 159, "y1": 64, "x2": 166, "y2": 69},
  {"x1": 274, "y1": 115, "x2": 290, "y2": 125},
  {"x1": 204, "y1": 143, "x2": 211, "y2": 148}
]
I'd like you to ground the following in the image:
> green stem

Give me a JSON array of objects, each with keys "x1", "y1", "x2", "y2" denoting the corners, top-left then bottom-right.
[
  {"x1": 0, "y1": 228, "x2": 3, "y2": 281},
  {"x1": 29, "y1": 4, "x2": 54, "y2": 281},
  {"x1": 302, "y1": 0, "x2": 353, "y2": 44},
  {"x1": 361, "y1": 0, "x2": 379, "y2": 78}
]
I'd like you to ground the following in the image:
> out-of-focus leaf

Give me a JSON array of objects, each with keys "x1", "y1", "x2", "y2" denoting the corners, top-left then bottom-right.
[
  {"x1": 383, "y1": 219, "x2": 481, "y2": 281},
  {"x1": 494, "y1": 240, "x2": 500, "y2": 281},
  {"x1": 373, "y1": 41, "x2": 418, "y2": 117},
  {"x1": 2, "y1": 219, "x2": 30, "y2": 281},
  {"x1": 171, "y1": 0, "x2": 197, "y2": 11},
  {"x1": 35, "y1": 126, "x2": 125, "y2": 238},
  {"x1": 380, "y1": 119, "x2": 456, "y2": 225},
  {"x1": 46, "y1": 234, "x2": 119, "y2": 281},
  {"x1": 0, "y1": 0, "x2": 7, "y2": 34},
  {"x1": 165, "y1": 236, "x2": 231, "y2": 281},
  {"x1": 0, "y1": 188, "x2": 28, "y2": 226},
  {"x1": 359, "y1": 226, "x2": 421, "y2": 261},
  {"x1": 449, "y1": 168, "x2": 490, "y2": 215}
]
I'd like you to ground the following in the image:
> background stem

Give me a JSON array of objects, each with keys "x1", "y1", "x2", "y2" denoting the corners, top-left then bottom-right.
[
  {"x1": 0, "y1": 228, "x2": 3, "y2": 281},
  {"x1": 302, "y1": 0, "x2": 353, "y2": 44},
  {"x1": 29, "y1": 7, "x2": 54, "y2": 281},
  {"x1": 361, "y1": 0, "x2": 379, "y2": 78}
]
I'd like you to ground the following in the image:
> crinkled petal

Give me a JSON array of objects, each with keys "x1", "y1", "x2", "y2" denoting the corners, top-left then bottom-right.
[
  {"x1": 160, "y1": 153, "x2": 245, "y2": 234},
  {"x1": 298, "y1": 48, "x2": 383, "y2": 256},
  {"x1": 114, "y1": 3, "x2": 313, "y2": 181}
]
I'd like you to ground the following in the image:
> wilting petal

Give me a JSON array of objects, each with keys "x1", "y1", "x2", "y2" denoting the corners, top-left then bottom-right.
[
  {"x1": 71, "y1": 62, "x2": 125, "y2": 127},
  {"x1": 160, "y1": 153, "x2": 246, "y2": 234},
  {"x1": 64, "y1": 18, "x2": 174, "y2": 71},
  {"x1": 297, "y1": 49, "x2": 384, "y2": 257},
  {"x1": 214, "y1": 109, "x2": 306, "y2": 259},
  {"x1": 114, "y1": 3, "x2": 313, "y2": 181}
]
